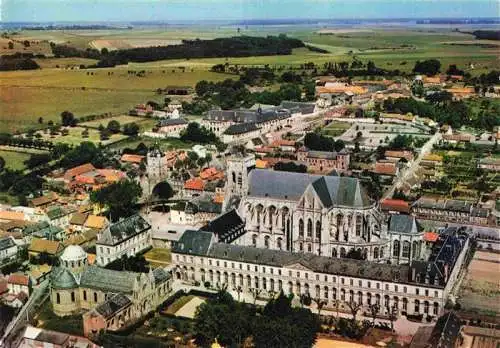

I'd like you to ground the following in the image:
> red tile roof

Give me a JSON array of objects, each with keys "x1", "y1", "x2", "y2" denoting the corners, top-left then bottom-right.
[
  {"x1": 184, "y1": 177, "x2": 205, "y2": 191},
  {"x1": 8, "y1": 273, "x2": 29, "y2": 286},
  {"x1": 384, "y1": 150, "x2": 414, "y2": 161},
  {"x1": 64, "y1": 163, "x2": 96, "y2": 180},
  {"x1": 424, "y1": 232, "x2": 439, "y2": 243},
  {"x1": 120, "y1": 154, "x2": 145, "y2": 164},
  {"x1": 200, "y1": 167, "x2": 218, "y2": 180},
  {"x1": 380, "y1": 199, "x2": 410, "y2": 214},
  {"x1": 374, "y1": 162, "x2": 397, "y2": 176}
]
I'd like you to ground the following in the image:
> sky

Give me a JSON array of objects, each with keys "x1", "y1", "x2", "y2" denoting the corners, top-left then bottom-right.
[{"x1": 2, "y1": 0, "x2": 499, "y2": 23}]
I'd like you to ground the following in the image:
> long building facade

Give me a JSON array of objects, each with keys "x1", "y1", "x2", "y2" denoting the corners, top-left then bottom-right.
[{"x1": 172, "y1": 228, "x2": 469, "y2": 319}]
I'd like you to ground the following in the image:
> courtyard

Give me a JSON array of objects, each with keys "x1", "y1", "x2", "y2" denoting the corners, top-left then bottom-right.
[{"x1": 458, "y1": 250, "x2": 500, "y2": 317}]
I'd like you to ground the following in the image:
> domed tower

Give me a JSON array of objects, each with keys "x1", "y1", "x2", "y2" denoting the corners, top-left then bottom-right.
[
  {"x1": 51, "y1": 245, "x2": 87, "y2": 317},
  {"x1": 59, "y1": 245, "x2": 88, "y2": 280}
]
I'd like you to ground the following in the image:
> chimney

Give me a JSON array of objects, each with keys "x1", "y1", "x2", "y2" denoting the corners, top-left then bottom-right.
[{"x1": 444, "y1": 263, "x2": 449, "y2": 282}]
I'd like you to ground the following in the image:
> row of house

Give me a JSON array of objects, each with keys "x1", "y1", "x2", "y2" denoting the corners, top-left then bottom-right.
[{"x1": 381, "y1": 197, "x2": 496, "y2": 227}]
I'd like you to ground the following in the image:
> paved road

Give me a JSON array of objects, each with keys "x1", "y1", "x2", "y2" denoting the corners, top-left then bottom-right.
[
  {"x1": 1, "y1": 279, "x2": 50, "y2": 347},
  {"x1": 383, "y1": 131, "x2": 442, "y2": 200}
]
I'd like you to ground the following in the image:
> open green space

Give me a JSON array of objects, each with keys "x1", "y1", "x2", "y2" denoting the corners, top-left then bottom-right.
[
  {"x1": 162, "y1": 295, "x2": 196, "y2": 315},
  {"x1": 322, "y1": 121, "x2": 352, "y2": 137},
  {"x1": 0, "y1": 68, "x2": 232, "y2": 133},
  {"x1": 80, "y1": 115, "x2": 144, "y2": 128},
  {"x1": 37, "y1": 126, "x2": 128, "y2": 146},
  {"x1": 144, "y1": 247, "x2": 172, "y2": 265},
  {"x1": 0, "y1": 150, "x2": 31, "y2": 170}
]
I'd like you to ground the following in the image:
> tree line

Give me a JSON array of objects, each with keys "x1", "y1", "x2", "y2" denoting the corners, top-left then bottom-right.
[{"x1": 51, "y1": 35, "x2": 306, "y2": 68}]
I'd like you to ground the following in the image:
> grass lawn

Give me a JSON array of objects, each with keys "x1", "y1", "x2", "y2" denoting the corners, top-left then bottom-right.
[
  {"x1": 0, "y1": 150, "x2": 32, "y2": 170},
  {"x1": 322, "y1": 121, "x2": 352, "y2": 137},
  {"x1": 80, "y1": 115, "x2": 145, "y2": 128},
  {"x1": 144, "y1": 248, "x2": 172, "y2": 265},
  {"x1": 162, "y1": 295, "x2": 196, "y2": 315},
  {"x1": 37, "y1": 126, "x2": 128, "y2": 146}
]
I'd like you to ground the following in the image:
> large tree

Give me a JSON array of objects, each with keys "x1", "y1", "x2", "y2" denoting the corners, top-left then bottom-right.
[
  {"x1": 90, "y1": 180, "x2": 142, "y2": 221},
  {"x1": 60, "y1": 111, "x2": 77, "y2": 126}
]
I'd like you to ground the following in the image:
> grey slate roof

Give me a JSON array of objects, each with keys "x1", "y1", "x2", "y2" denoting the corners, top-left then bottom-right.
[
  {"x1": 413, "y1": 198, "x2": 472, "y2": 213},
  {"x1": 207, "y1": 108, "x2": 290, "y2": 124},
  {"x1": 248, "y1": 169, "x2": 371, "y2": 208},
  {"x1": 80, "y1": 266, "x2": 136, "y2": 294},
  {"x1": 51, "y1": 267, "x2": 78, "y2": 290},
  {"x1": 174, "y1": 232, "x2": 409, "y2": 283},
  {"x1": 428, "y1": 312, "x2": 462, "y2": 348},
  {"x1": 187, "y1": 194, "x2": 222, "y2": 215},
  {"x1": 224, "y1": 123, "x2": 259, "y2": 135},
  {"x1": 388, "y1": 215, "x2": 424, "y2": 234},
  {"x1": 201, "y1": 209, "x2": 245, "y2": 243},
  {"x1": 280, "y1": 101, "x2": 316, "y2": 114},
  {"x1": 158, "y1": 118, "x2": 188, "y2": 127},
  {"x1": 98, "y1": 214, "x2": 151, "y2": 246},
  {"x1": 0, "y1": 236, "x2": 16, "y2": 251},
  {"x1": 171, "y1": 230, "x2": 214, "y2": 256},
  {"x1": 94, "y1": 293, "x2": 132, "y2": 319},
  {"x1": 152, "y1": 267, "x2": 171, "y2": 285},
  {"x1": 410, "y1": 228, "x2": 468, "y2": 287}
]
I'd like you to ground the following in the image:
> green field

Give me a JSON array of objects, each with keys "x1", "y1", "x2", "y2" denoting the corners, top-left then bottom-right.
[
  {"x1": 1, "y1": 26, "x2": 498, "y2": 136},
  {"x1": 0, "y1": 69, "x2": 231, "y2": 133},
  {"x1": 0, "y1": 150, "x2": 31, "y2": 170},
  {"x1": 322, "y1": 121, "x2": 352, "y2": 137},
  {"x1": 37, "y1": 126, "x2": 128, "y2": 146}
]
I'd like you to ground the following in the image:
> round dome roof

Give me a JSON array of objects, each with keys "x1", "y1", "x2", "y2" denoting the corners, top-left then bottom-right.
[
  {"x1": 60, "y1": 245, "x2": 87, "y2": 262},
  {"x1": 51, "y1": 267, "x2": 78, "y2": 289}
]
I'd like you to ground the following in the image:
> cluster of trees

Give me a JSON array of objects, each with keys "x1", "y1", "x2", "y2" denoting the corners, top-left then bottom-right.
[
  {"x1": 50, "y1": 43, "x2": 101, "y2": 59},
  {"x1": 180, "y1": 122, "x2": 218, "y2": 144},
  {"x1": 194, "y1": 290, "x2": 319, "y2": 348},
  {"x1": 304, "y1": 132, "x2": 345, "y2": 152},
  {"x1": 188, "y1": 78, "x2": 310, "y2": 113},
  {"x1": 0, "y1": 53, "x2": 40, "y2": 71},
  {"x1": 174, "y1": 150, "x2": 213, "y2": 170},
  {"x1": 274, "y1": 161, "x2": 307, "y2": 173},
  {"x1": 90, "y1": 180, "x2": 142, "y2": 221},
  {"x1": 321, "y1": 60, "x2": 400, "y2": 77},
  {"x1": 413, "y1": 59, "x2": 441, "y2": 76},
  {"x1": 105, "y1": 254, "x2": 149, "y2": 273},
  {"x1": 195, "y1": 79, "x2": 252, "y2": 110},
  {"x1": 381, "y1": 97, "x2": 500, "y2": 130}
]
